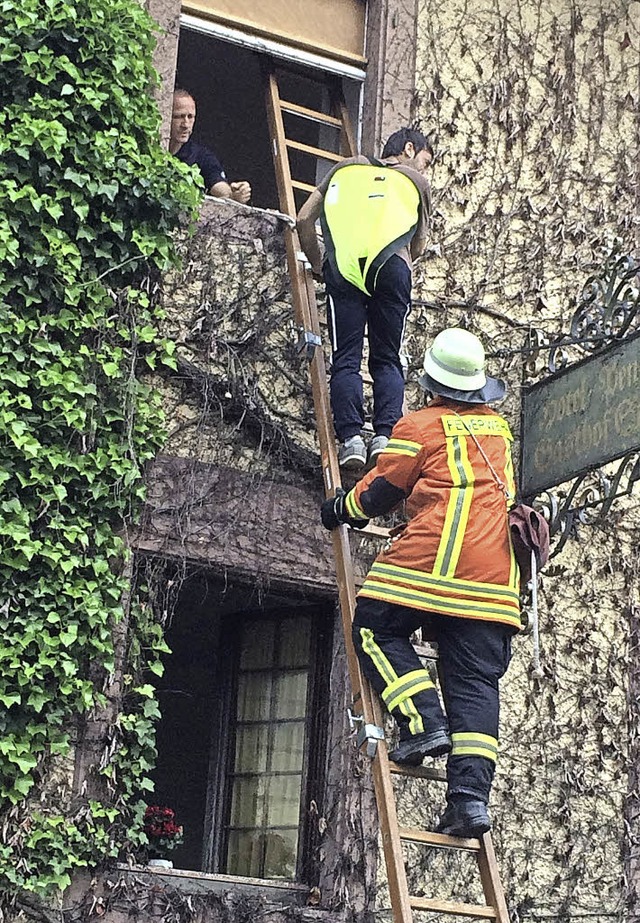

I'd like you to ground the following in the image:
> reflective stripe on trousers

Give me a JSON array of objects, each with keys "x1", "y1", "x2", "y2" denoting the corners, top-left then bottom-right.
[{"x1": 353, "y1": 597, "x2": 513, "y2": 802}]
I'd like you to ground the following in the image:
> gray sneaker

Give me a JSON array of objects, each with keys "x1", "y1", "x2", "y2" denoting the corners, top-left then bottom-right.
[
  {"x1": 367, "y1": 434, "x2": 389, "y2": 469},
  {"x1": 338, "y1": 435, "x2": 366, "y2": 470}
]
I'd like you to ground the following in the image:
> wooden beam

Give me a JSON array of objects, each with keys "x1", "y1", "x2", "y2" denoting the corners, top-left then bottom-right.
[
  {"x1": 389, "y1": 762, "x2": 446, "y2": 782},
  {"x1": 398, "y1": 827, "x2": 481, "y2": 852},
  {"x1": 477, "y1": 833, "x2": 511, "y2": 922},
  {"x1": 181, "y1": 1, "x2": 367, "y2": 70},
  {"x1": 291, "y1": 179, "x2": 317, "y2": 194}
]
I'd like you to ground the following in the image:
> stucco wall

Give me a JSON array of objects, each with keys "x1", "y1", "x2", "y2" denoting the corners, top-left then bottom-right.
[
  {"x1": 147, "y1": 140, "x2": 640, "y2": 923},
  {"x1": 413, "y1": 0, "x2": 640, "y2": 311},
  {"x1": 157, "y1": 199, "x2": 318, "y2": 473},
  {"x1": 146, "y1": 194, "x2": 640, "y2": 923},
  {"x1": 374, "y1": 1, "x2": 640, "y2": 919},
  {"x1": 143, "y1": 196, "x2": 382, "y2": 586}
]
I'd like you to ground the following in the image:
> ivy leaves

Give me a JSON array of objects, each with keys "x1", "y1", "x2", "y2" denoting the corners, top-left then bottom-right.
[{"x1": 0, "y1": 0, "x2": 199, "y2": 897}]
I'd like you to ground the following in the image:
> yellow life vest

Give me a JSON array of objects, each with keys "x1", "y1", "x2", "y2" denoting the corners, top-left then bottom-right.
[{"x1": 321, "y1": 162, "x2": 421, "y2": 295}]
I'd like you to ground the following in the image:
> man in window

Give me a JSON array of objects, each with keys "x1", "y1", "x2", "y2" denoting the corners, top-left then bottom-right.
[
  {"x1": 296, "y1": 127, "x2": 432, "y2": 471},
  {"x1": 170, "y1": 89, "x2": 251, "y2": 204}
]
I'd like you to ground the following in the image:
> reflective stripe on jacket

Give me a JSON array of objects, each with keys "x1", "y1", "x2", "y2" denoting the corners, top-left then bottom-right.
[{"x1": 346, "y1": 398, "x2": 521, "y2": 629}]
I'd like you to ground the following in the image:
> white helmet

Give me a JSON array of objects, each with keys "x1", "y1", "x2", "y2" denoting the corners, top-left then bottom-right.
[{"x1": 418, "y1": 328, "x2": 506, "y2": 403}]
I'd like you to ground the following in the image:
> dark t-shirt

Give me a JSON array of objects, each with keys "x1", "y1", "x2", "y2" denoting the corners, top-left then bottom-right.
[{"x1": 176, "y1": 138, "x2": 226, "y2": 191}]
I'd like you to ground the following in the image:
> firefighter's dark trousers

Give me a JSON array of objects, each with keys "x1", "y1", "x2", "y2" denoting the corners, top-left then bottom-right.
[
  {"x1": 324, "y1": 254, "x2": 411, "y2": 442},
  {"x1": 352, "y1": 597, "x2": 514, "y2": 804}
]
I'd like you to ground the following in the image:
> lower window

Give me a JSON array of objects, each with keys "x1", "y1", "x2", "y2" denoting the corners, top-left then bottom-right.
[{"x1": 150, "y1": 572, "x2": 331, "y2": 881}]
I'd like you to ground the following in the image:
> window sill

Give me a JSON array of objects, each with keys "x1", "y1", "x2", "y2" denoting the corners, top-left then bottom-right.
[
  {"x1": 117, "y1": 863, "x2": 310, "y2": 905},
  {"x1": 200, "y1": 193, "x2": 296, "y2": 228}
]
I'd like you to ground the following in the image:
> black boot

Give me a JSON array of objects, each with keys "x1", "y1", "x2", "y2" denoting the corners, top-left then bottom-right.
[
  {"x1": 437, "y1": 797, "x2": 491, "y2": 838},
  {"x1": 387, "y1": 728, "x2": 451, "y2": 766}
]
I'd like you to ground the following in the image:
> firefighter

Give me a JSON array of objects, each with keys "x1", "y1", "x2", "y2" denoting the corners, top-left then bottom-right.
[{"x1": 321, "y1": 328, "x2": 520, "y2": 838}]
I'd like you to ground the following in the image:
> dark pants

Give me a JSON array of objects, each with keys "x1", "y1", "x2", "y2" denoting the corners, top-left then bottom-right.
[
  {"x1": 324, "y1": 255, "x2": 411, "y2": 441},
  {"x1": 352, "y1": 597, "x2": 514, "y2": 803}
]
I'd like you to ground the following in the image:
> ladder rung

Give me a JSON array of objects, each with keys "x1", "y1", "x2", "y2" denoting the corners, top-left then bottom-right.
[
  {"x1": 285, "y1": 139, "x2": 343, "y2": 162},
  {"x1": 398, "y1": 827, "x2": 481, "y2": 852},
  {"x1": 413, "y1": 641, "x2": 439, "y2": 661},
  {"x1": 388, "y1": 762, "x2": 446, "y2": 782},
  {"x1": 358, "y1": 522, "x2": 390, "y2": 539},
  {"x1": 409, "y1": 896, "x2": 497, "y2": 918},
  {"x1": 291, "y1": 179, "x2": 317, "y2": 193},
  {"x1": 280, "y1": 99, "x2": 342, "y2": 128}
]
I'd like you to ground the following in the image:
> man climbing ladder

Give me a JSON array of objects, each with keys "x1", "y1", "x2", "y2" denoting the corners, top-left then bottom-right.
[
  {"x1": 321, "y1": 327, "x2": 521, "y2": 839},
  {"x1": 297, "y1": 128, "x2": 432, "y2": 471}
]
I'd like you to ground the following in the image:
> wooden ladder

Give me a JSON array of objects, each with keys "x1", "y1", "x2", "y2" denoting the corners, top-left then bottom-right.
[{"x1": 265, "y1": 66, "x2": 510, "y2": 923}]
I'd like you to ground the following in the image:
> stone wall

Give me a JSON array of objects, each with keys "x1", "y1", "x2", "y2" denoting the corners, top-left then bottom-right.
[{"x1": 145, "y1": 142, "x2": 640, "y2": 923}]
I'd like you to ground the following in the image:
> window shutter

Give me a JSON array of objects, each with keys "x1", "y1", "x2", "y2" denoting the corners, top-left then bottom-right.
[{"x1": 181, "y1": 0, "x2": 367, "y2": 66}]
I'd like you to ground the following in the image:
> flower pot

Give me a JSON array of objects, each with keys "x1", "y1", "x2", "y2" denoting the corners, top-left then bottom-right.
[{"x1": 147, "y1": 858, "x2": 173, "y2": 869}]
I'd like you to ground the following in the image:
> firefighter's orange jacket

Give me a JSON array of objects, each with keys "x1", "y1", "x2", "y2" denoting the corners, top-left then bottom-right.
[{"x1": 345, "y1": 398, "x2": 521, "y2": 629}]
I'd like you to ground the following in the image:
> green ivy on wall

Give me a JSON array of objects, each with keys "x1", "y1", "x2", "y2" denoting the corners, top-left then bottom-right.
[{"x1": 0, "y1": 0, "x2": 200, "y2": 899}]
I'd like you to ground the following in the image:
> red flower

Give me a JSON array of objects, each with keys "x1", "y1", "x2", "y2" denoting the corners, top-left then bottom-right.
[{"x1": 143, "y1": 805, "x2": 183, "y2": 848}]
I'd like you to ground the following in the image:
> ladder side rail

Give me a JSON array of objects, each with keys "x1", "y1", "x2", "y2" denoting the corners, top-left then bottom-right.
[
  {"x1": 477, "y1": 835, "x2": 511, "y2": 923},
  {"x1": 334, "y1": 94, "x2": 358, "y2": 157},
  {"x1": 299, "y1": 231, "x2": 375, "y2": 720},
  {"x1": 266, "y1": 67, "x2": 415, "y2": 922},
  {"x1": 265, "y1": 69, "x2": 298, "y2": 219},
  {"x1": 370, "y1": 694, "x2": 415, "y2": 922},
  {"x1": 306, "y1": 257, "x2": 414, "y2": 923},
  {"x1": 303, "y1": 258, "x2": 414, "y2": 923},
  {"x1": 265, "y1": 68, "x2": 368, "y2": 705}
]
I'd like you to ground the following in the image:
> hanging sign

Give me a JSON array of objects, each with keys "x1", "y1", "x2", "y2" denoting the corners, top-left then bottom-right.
[{"x1": 520, "y1": 332, "x2": 640, "y2": 497}]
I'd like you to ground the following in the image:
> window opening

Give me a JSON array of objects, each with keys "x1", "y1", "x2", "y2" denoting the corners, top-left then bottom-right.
[
  {"x1": 174, "y1": 27, "x2": 362, "y2": 210},
  {"x1": 149, "y1": 572, "x2": 331, "y2": 882}
]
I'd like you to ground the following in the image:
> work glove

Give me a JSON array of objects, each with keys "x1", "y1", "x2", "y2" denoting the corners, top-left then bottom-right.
[{"x1": 321, "y1": 488, "x2": 370, "y2": 531}]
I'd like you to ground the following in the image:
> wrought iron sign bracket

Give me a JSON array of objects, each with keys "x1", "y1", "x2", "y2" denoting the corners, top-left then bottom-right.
[{"x1": 519, "y1": 244, "x2": 640, "y2": 555}]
